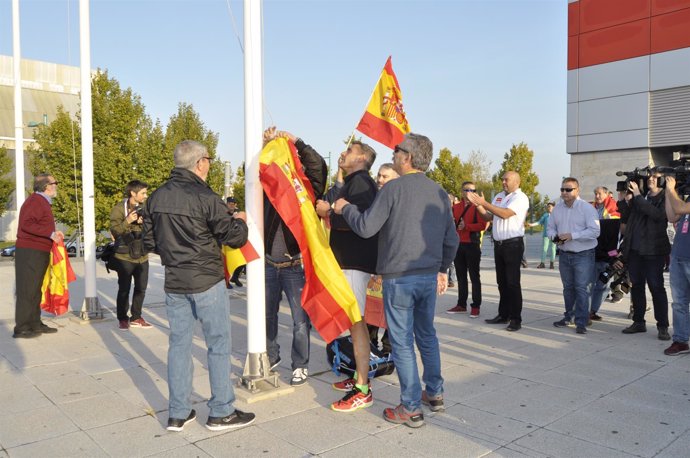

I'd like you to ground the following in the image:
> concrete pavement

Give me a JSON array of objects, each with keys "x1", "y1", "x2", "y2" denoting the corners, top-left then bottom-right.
[{"x1": 1, "y1": 234, "x2": 689, "y2": 457}]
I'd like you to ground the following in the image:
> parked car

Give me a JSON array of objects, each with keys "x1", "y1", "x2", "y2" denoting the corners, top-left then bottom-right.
[{"x1": 1, "y1": 245, "x2": 16, "y2": 257}]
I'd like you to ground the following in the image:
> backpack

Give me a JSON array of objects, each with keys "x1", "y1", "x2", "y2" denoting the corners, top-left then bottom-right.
[
  {"x1": 98, "y1": 242, "x2": 118, "y2": 273},
  {"x1": 326, "y1": 335, "x2": 395, "y2": 379}
]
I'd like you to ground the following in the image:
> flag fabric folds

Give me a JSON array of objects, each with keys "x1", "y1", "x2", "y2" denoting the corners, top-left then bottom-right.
[
  {"x1": 40, "y1": 240, "x2": 77, "y2": 316},
  {"x1": 222, "y1": 242, "x2": 260, "y2": 282},
  {"x1": 355, "y1": 56, "x2": 411, "y2": 149},
  {"x1": 260, "y1": 138, "x2": 360, "y2": 343}
]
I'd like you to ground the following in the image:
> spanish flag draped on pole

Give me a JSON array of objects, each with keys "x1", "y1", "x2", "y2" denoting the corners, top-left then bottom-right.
[
  {"x1": 40, "y1": 240, "x2": 77, "y2": 316},
  {"x1": 222, "y1": 242, "x2": 260, "y2": 282},
  {"x1": 260, "y1": 138, "x2": 361, "y2": 343},
  {"x1": 355, "y1": 56, "x2": 411, "y2": 149}
]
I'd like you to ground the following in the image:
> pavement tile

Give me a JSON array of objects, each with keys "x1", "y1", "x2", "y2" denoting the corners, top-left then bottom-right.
[
  {"x1": 436, "y1": 403, "x2": 537, "y2": 444},
  {"x1": 146, "y1": 443, "x2": 212, "y2": 458},
  {"x1": 512, "y1": 428, "x2": 632, "y2": 458},
  {"x1": 22, "y1": 361, "x2": 88, "y2": 384},
  {"x1": 86, "y1": 415, "x2": 189, "y2": 457},
  {"x1": 72, "y1": 352, "x2": 141, "y2": 375},
  {"x1": 195, "y1": 425, "x2": 301, "y2": 457},
  {"x1": 5, "y1": 431, "x2": 108, "y2": 457},
  {"x1": 656, "y1": 430, "x2": 690, "y2": 458},
  {"x1": 59, "y1": 392, "x2": 149, "y2": 429},
  {"x1": 0, "y1": 404, "x2": 79, "y2": 448},
  {"x1": 436, "y1": 365, "x2": 516, "y2": 404},
  {"x1": 320, "y1": 434, "x2": 421, "y2": 458},
  {"x1": 0, "y1": 385, "x2": 53, "y2": 413},
  {"x1": 36, "y1": 374, "x2": 113, "y2": 404}
]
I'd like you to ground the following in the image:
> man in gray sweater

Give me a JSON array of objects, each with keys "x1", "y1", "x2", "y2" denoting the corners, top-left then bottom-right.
[{"x1": 334, "y1": 132, "x2": 458, "y2": 428}]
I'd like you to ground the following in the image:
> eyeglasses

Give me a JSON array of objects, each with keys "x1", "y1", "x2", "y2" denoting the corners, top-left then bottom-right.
[
  {"x1": 560, "y1": 187, "x2": 577, "y2": 193},
  {"x1": 198, "y1": 156, "x2": 212, "y2": 163},
  {"x1": 462, "y1": 189, "x2": 476, "y2": 193},
  {"x1": 393, "y1": 145, "x2": 410, "y2": 155},
  {"x1": 48, "y1": 181, "x2": 59, "y2": 185}
]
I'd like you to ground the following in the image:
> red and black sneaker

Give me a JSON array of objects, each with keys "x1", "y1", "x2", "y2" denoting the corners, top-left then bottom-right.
[
  {"x1": 332, "y1": 377, "x2": 356, "y2": 392},
  {"x1": 383, "y1": 404, "x2": 424, "y2": 428},
  {"x1": 331, "y1": 386, "x2": 373, "y2": 412}
]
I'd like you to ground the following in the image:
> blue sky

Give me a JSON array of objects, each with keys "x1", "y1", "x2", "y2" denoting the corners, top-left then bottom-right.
[{"x1": 1, "y1": 0, "x2": 568, "y2": 198}]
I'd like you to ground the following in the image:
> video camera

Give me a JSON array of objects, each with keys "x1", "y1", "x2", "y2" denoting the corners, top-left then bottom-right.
[
  {"x1": 650, "y1": 151, "x2": 690, "y2": 195},
  {"x1": 598, "y1": 257, "x2": 631, "y2": 293},
  {"x1": 615, "y1": 166, "x2": 658, "y2": 196}
]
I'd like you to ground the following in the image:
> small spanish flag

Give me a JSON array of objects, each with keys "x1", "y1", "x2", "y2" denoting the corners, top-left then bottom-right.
[
  {"x1": 40, "y1": 240, "x2": 77, "y2": 316},
  {"x1": 356, "y1": 56, "x2": 411, "y2": 149},
  {"x1": 222, "y1": 242, "x2": 259, "y2": 282}
]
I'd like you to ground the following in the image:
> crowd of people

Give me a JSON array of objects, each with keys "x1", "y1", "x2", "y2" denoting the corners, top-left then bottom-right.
[{"x1": 12, "y1": 131, "x2": 690, "y2": 434}]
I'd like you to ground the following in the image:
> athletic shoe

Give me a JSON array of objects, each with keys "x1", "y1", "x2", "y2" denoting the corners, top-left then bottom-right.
[
  {"x1": 383, "y1": 404, "x2": 424, "y2": 428},
  {"x1": 553, "y1": 318, "x2": 574, "y2": 328},
  {"x1": 206, "y1": 410, "x2": 255, "y2": 431},
  {"x1": 167, "y1": 409, "x2": 196, "y2": 432},
  {"x1": 589, "y1": 312, "x2": 602, "y2": 321},
  {"x1": 622, "y1": 322, "x2": 647, "y2": 334},
  {"x1": 129, "y1": 318, "x2": 152, "y2": 329},
  {"x1": 118, "y1": 320, "x2": 129, "y2": 331},
  {"x1": 446, "y1": 305, "x2": 467, "y2": 314},
  {"x1": 332, "y1": 377, "x2": 356, "y2": 392},
  {"x1": 576, "y1": 326, "x2": 587, "y2": 334},
  {"x1": 290, "y1": 368, "x2": 308, "y2": 386},
  {"x1": 448, "y1": 281, "x2": 455, "y2": 288},
  {"x1": 658, "y1": 327, "x2": 671, "y2": 341},
  {"x1": 331, "y1": 386, "x2": 373, "y2": 412},
  {"x1": 470, "y1": 307, "x2": 480, "y2": 318},
  {"x1": 664, "y1": 342, "x2": 690, "y2": 356},
  {"x1": 536, "y1": 263, "x2": 545, "y2": 269},
  {"x1": 421, "y1": 391, "x2": 445, "y2": 412}
]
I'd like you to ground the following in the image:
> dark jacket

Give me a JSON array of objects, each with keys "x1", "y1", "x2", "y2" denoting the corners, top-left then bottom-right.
[
  {"x1": 595, "y1": 218, "x2": 621, "y2": 262},
  {"x1": 621, "y1": 192, "x2": 670, "y2": 258},
  {"x1": 110, "y1": 199, "x2": 148, "y2": 264},
  {"x1": 142, "y1": 168, "x2": 248, "y2": 294},
  {"x1": 264, "y1": 139, "x2": 327, "y2": 258}
]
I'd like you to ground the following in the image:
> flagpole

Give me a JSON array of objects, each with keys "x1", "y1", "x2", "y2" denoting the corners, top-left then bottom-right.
[{"x1": 12, "y1": 0, "x2": 25, "y2": 214}]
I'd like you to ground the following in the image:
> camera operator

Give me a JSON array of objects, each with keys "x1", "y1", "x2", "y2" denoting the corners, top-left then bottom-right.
[
  {"x1": 620, "y1": 173, "x2": 670, "y2": 340},
  {"x1": 110, "y1": 180, "x2": 151, "y2": 331},
  {"x1": 663, "y1": 176, "x2": 690, "y2": 355}
]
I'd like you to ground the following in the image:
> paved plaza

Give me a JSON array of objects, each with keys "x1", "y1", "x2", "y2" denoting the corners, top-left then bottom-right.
[{"x1": 1, "y1": 234, "x2": 689, "y2": 457}]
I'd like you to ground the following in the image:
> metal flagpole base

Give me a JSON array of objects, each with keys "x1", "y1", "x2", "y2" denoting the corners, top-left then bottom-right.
[
  {"x1": 236, "y1": 351, "x2": 294, "y2": 403},
  {"x1": 79, "y1": 296, "x2": 104, "y2": 321}
]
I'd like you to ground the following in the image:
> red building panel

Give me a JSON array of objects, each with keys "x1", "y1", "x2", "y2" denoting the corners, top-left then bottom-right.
[
  {"x1": 569, "y1": 2, "x2": 580, "y2": 36},
  {"x1": 568, "y1": 36, "x2": 579, "y2": 70},
  {"x1": 652, "y1": 0, "x2": 690, "y2": 15},
  {"x1": 580, "y1": 0, "x2": 650, "y2": 33},
  {"x1": 651, "y1": 7, "x2": 690, "y2": 53},
  {"x1": 579, "y1": 19, "x2": 651, "y2": 68}
]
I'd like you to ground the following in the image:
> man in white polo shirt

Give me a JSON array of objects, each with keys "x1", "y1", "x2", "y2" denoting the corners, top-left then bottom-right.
[{"x1": 467, "y1": 171, "x2": 529, "y2": 331}]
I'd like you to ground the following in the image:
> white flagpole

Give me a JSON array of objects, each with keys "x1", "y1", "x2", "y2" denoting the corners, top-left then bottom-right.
[{"x1": 12, "y1": 0, "x2": 25, "y2": 211}]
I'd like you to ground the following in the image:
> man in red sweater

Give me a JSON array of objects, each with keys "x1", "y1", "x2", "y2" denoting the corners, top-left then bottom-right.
[
  {"x1": 13, "y1": 174, "x2": 64, "y2": 338},
  {"x1": 447, "y1": 181, "x2": 488, "y2": 318}
]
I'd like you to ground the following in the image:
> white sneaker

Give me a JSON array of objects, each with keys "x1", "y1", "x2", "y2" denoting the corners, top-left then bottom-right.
[{"x1": 290, "y1": 368, "x2": 308, "y2": 386}]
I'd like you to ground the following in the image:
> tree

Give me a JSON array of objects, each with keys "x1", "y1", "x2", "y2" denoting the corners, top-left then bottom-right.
[
  {"x1": 491, "y1": 142, "x2": 539, "y2": 195},
  {"x1": 231, "y1": 161, "x2": 245, "y2": 210},
  {"x1": 0, "y1": 146, "x2": 14, "y2": 217},
  {"x1": 427, "y1": 148, "x2": 493, "y2": 197},
  {"x1": 163, "y1": 102, "x2": 225, "y2": 194}
]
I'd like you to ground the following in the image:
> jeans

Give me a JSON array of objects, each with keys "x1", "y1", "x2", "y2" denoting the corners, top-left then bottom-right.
[
  {"x1": 166, "y1": 281, "x2": 234, "y2": 419},
  {"x1": 590, "y1": 260, "x2": 610, "y2": 314},
  {"x1": 265, "y1": 263, "x2": 310, "y2": 370},
  {"x1": 670, "y1": 256, "x2": 690, "y2": 343},
  {"x1": 558, "y1": 249, "x2": 595, "y2": 328},
  {"x1": 454, "y1": 242, "x2": 482, "y2": 307},
  {"x1": 627, "y1": 251, "x2": 669, "y2": 327},
  {"x1": 494, "y1": 239, "x2": 524, "y2": 321},
  {"x1": 114, "y1": 258, "x2": 149, "y2": 321},
  {"x1": 383, "y1": 273, "x2": 442, "y2": 412},
  {"x1": 541, "y1": 236, "x2": 556, "y2": 263}
]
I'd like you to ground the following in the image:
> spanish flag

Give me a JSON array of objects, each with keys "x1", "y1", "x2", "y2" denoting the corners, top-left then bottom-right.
[
  {"x1": 40, "y1": 240, "x2": 77, "y2": 316},
  {"x1": 222, "y1": 242, "x2": 259, "y2": 282},
  {"x1": 260, "y1": 138, "x2": 360, "y2": 343},
  {"x1": 355, "y1": 56, "x2": 411, "y2": 149}
]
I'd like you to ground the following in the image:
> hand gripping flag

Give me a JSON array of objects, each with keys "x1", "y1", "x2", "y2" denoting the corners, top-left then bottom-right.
[
  {"x1": 260, "y1": 138, "x2": 361, "y2": 343},
  {"x1": 355, "y1": 56, "x2": 411, "y2": 149},
  {"x1": 222, "y1": 242, "x2": 259, "y2": 282},
  {"x1": 40, "y1": 240, "x2": 77, "y2": 316}
]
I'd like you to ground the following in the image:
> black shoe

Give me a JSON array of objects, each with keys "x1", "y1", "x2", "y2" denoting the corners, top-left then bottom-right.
[
  {"x1": 521, "y1": 260, "x2": 528, "y2": 268},
  {"x1": 553, "y1": 318, "x2": 573, "y2": 328},
  {"x1": 226, "y1": 282, "x2": 234, "y2": 289},
  {"x1": 589, "y1": 312, "x2": 602, "y2": 321},
  {"x1": 167, "y1": 409, "x2": 196, "y2": 432},
  {"x1": 38, "y1": 323, "x2": 58, "y2": 334},
  {"x1": 576, "y1": 326, "x2": 587, "y2": 334},
  {"x1": 206, "y1": 409, "x2": 256, "y2": 431},
  {"x1": 506, "y1": 320, "x2": 521, "y2": 332},
  {"x1": 622, "y1": 323, "x2": 647, "y2": 334},
  {"x1": 658, "y1": 327, "x2": 671, "y2": 341},
  {"x1": 13, "y1": 330, "x2": 40, "y2": 339},
  {"x1": 485, "y1": 315, "x2": 508, "y2": 324},
  {"x1": 232, "y1": 278, "x2": 243, "y2": 287},
  {"x1": 269, "y1": 357, "x2": 281, "y2": 371}
]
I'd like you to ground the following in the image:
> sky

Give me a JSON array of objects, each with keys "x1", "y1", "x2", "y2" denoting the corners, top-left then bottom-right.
[{"x1": 0, "y1": 0, "x2": 568, "y2": 197}]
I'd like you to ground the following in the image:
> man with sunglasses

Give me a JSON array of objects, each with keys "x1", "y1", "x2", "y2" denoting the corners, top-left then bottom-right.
[
  {"x1": 548, "y1": 178, "x2": 600, "y2": 334},
  {"x1": 466, "y1": 171, "x2": 529, "y2": 331},
  {"x1": 13, "y1": 174, "x2": 63, "y2": 338}
]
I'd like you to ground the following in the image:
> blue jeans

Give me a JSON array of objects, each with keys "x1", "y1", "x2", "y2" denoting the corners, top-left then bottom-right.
[
  {"x1": 265, "y1": 263, "x2": 310, "y2": 370},
  {"x1": 590, "y1": 260, "x2": 610, "y2": 314},
  {"x1": 558, "y1": 249, "x2": 595, "y2": 328},
  {"x1": 166, "y1": 281, "x2": 234, "y2": 419},
  {"x1": 670, "y1": 256, "x2": 690, "y2": 343},
  {"x1": 383, "y1": 273, "x2": 442, "y2": 412}
]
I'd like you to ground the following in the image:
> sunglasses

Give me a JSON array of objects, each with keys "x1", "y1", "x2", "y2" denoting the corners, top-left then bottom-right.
[
  {"x1": 462, "y1": 189, "x2": 476, "y2": 193},
  {"x1": 49, "y1": 181, "x2": 59, "y2": 185},
  {"x1": 393, "y1": 145, "x2": 410, "y2": 155},
  {"x1": 560, "y1": 187, "x2": 577, "y2": 193}
]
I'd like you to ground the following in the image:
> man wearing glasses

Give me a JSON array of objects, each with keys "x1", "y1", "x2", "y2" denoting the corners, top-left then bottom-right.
[
  {"x1": 548, "y1": 178, "x2": 600, "y2": 334},
  {"x1": 13, "y1": 174, "x2": 63, "y2": 338},
  {"x1": 467, "y1": 171, "x2": 529, "y2": 331}
]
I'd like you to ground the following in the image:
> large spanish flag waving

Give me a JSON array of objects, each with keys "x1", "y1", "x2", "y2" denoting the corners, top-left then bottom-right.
[
  {"x1": 260, "y1": 138, "x2": 360, "y2": 343},
  {"x1": 40, "y1": 240, "x2": 77, "y2": 316},
  {"x1": 355, "y1": 56, "x2": 411, "y2": 149}
]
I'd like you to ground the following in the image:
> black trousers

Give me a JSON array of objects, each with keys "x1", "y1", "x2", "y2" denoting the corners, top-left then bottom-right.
[
  {"x1": 454, "y1": 242, "x2": 482, "y2": 307},
  {"x1": 627, "y1": 251, "x2": 668, "y2": 327},
  {"x1": 14, "y1": 247, "x2": 50, "y2": 333},
  {"x1": 114, "y1": 258, "x2": 149, "y2": 321},
  {"x1": 494, "y1": 239, "x2": 524, "y2": 322},
  {"x1": 368, "y1": 324, "x2": 391, "y2": 354}
]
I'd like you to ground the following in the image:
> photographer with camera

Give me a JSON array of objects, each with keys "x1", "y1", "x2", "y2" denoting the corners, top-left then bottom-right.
[
  {"x1": 620, "y1": 172, "x2": 670, "y2": 340},
  {"x1": 663, "y1": 175, "x2": 690, "y2": 355},
  {"x1": 548, "y1": 178, "x2": 600, "y2": 334},
  {"x1": 110, "y1": 180, "x2": 151, "y2": 331}
]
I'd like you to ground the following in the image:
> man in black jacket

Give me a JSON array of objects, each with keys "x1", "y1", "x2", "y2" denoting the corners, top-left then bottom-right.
[
  {"x1": 620, "y1": 173, "x2": 671, "y2": 340},
  {"x1": 143, "y1": 140, "x2": 255, "y2": 432},
  {"x1": 262, "y1": 128, "x2": 327, "y2": 387}
]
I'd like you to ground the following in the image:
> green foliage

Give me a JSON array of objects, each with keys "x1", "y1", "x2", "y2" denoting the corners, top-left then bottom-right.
[
  {"x1": 0, "y1": 146, "x2": 14, "y2": 216},
  {"x1": 426, "y1": 148, "x2": 492, "y2": 197},
  {"x1": 231, "y1": 161, "x2": 245, "y2": 210},
  {"x1": 491, "y1": 142, "x2": 544, "y2": 214}
]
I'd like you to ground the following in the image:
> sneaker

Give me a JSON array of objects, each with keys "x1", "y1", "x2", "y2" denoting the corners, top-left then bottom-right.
[
  {"x1": 622, "y1": 322, "x2": 647, "y2": 334},
  {"x1": 448, "y1": 281, "x2": 455, "y2": 288},
  {"x1": 290, "y1": 368, "x2": 308, "y2": 386},
  {"x1": 576, "y1": 326, "x2": 587, "y2": 334},
  {"x1": 206, "y1": 410, "x2": 255, "y2": 431},
  {"x1": 167, "y1": 409, "x2": 196, "y2": 432},
  {"x1": 549, "y1": 262, "x2": 555, "y2": 269},
  {"x1": 553, "y1": 318, "x2": 573, "y2": 328},
  {"x1": 421, "y1": 391, "x2": 445, "y2": 412},
  {"x1": 446, "y1": 305, "x2": 467, "y2": 314},
  {"x1": 129, "y1": 318, "x2": 152, "y2": 329},
  {"x1": 118, "y1": 320, "x2": 129, "y2": 331},
  {"x1": 536, "y1": 262, "x2": 545, "y2": 269},
  {"x1": 332, "y1": 377, "x2": 356, "y2": 392},
  {"x1": 226, "y1": 282, "x2": 233, "y2": 289},
  {"x1": 383, "y1": 404, "x2": 424, "y2": 428},
  {"x1": 664, "y1": 342, "x2": 690, "y2": 356},
  {"x1": 589, "y1": 312, "x2": 602, "y2": 321},
  {"x1": 331, "y1": 386, "x2": 373, "y2": 412},
  {"x1": 658, "y1": 327, "x2": 671, "y2": 341},
  {"x1": 470, "y1": 307, "x2": 480, "y2": 318}
]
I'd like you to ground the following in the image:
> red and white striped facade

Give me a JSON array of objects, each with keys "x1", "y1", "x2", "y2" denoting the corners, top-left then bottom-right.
[{"x1": 568, "y1": 0, "x2": 690, "y2": 190}]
